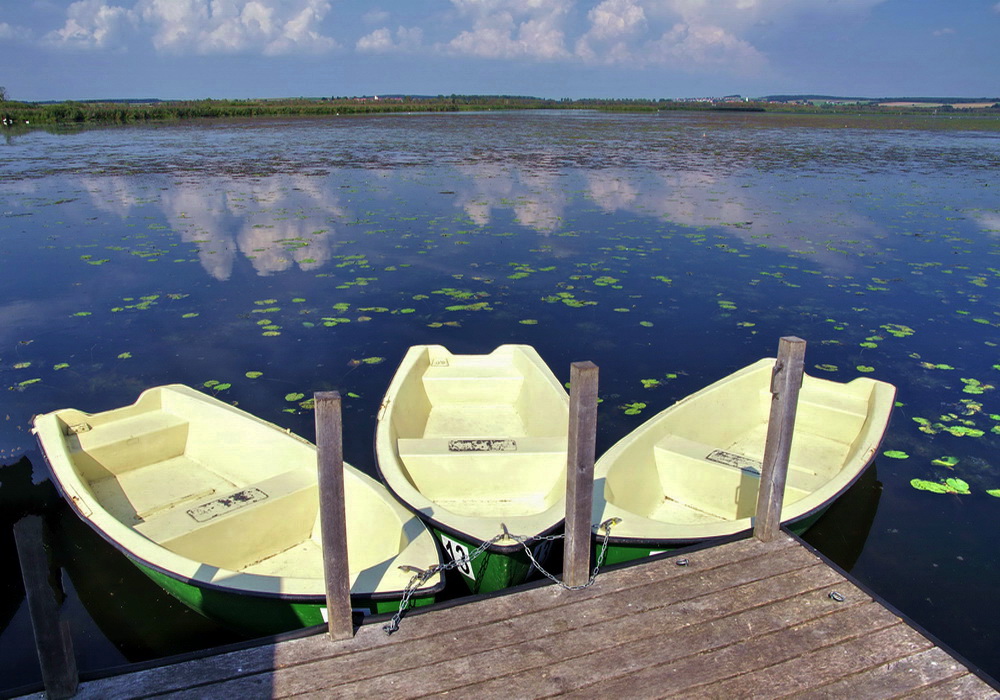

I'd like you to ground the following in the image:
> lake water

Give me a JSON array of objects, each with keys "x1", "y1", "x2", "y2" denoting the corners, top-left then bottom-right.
[{"x1": 2, "y1": 111, "x2": 999, "y2": 691}]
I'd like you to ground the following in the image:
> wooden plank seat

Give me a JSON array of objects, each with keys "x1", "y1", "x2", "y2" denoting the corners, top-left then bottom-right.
[
  {"x1": 133, "y1": 469, "x2": 318, "y2": 573},
  {"x1": 68, "y1": 411, "x2": 189, "y2": 477},
  {"x1": 395, "y1": 437, "x2": 567, "y2": 517},
  {"x1": 652, "y1": 434, "x2": 826, "y2": 520}
]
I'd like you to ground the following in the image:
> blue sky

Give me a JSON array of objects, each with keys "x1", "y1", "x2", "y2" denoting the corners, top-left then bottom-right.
[{"x1": 2, "y1": 0, "x2": 998, "y2": 102}]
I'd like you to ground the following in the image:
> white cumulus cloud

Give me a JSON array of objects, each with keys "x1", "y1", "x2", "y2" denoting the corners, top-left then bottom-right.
[
  {"x1": 43, "y1": 0, "x2": 336, "y2": 54},
  {"x1": 357, "y1": 26, "x2": 423, "y2": 53},
  {"x1": 444, "y1": 0, "x2": 571, "y2": 60},
  {"x1": 138, "y1": 0, "x2": 336, "y2": 55},
  {"x1": 44, "y1": 0, "x2": 135, "y2": 49}
]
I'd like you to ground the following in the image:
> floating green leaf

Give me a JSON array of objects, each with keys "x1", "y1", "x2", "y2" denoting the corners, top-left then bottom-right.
[
  {"x1": 814, "y1": 364, "x2": 838, "y2": 372},
  {"x1": 204, "y1": 380, "x2": 219, "y2": 388},
  {"x1": 986, "y1": 489, "x2": 1000, "y2": 498},
  {"x1": 881, "y1": 323, "x2": 915, "y2": 338},
  {"x1": 182, "y1": 312, "x2": 199, "y2": 318},
  {"x1": 361, "y1": 357, "x2": 385, "y2": 365},
  {"x1": 856, "y1": 365, "x2": 874, "y2": 373},
  {"x1": 245, "y1": 371, "x2": 263, "y2": 379},
  {"x1": 931, "y1": 456, "x2": 959, "y2": 467},
  {"x1": 13, "y1": 362, "x2": 31, "y2": 370},
  {"x1": 117, "y1": 352, "x2": 132, "y2": 359},
  {"x1": 446, "y1": 302, "x2": 493, "y2": 312},
  {"x1": 53, "y1": 363, "x2": 69, "y2": 370},
  {"x1": 622, "y1": 402, "x2": 647, "y2": 416},
  {"x1": 910, "y1": 479, "x2": 953, "y2": 494},
  {"x1": 960, "y1": 377, "x2": 994, "y2": 395},
  {"x1": 943, "y1": 425, "x2": 984, "y2": 438},
  {"x1": 519, "y1": 319, "x2": 538, "y2": 325},
  {"x1": 641, "y1": 379, "x2": 661, "y2": 389},
  {"x1": 285, "y1": 392, "x2": 305, "y2": 402},
  {"x1": 946, "y1": 478, "x2": 971, "y2": 494},
  {"x1": 18, "y1": 378, "x2": 41, "y2": 387},
  {"x1": 883, "y1": 450, "x2": 909, "y2": 459}
]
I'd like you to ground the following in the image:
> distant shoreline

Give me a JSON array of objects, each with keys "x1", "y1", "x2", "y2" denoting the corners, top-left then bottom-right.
[{"x1": 2, "y1": 95, "x2": 999, "y2": 127}]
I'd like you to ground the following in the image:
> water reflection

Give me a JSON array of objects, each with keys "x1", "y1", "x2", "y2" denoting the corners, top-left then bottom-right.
[
  {"x1": 82, "y1": 176, "x2": 347, "y2": 280},
  {"x1": 67, "y1": 161, "x2": 917, "y2": 282}
]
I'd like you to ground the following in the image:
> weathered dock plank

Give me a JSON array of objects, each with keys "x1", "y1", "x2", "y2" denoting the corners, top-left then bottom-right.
[{"x1": 48, "y1": 533, "x2": 995, "y2": 700}]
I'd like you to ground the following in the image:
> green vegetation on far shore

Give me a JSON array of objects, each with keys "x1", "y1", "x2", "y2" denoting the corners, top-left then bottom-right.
[{"x1": 1, "y1": 94, "x2": 999, "y2": 127}]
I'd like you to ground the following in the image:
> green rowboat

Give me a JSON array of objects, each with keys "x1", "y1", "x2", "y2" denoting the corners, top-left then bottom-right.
[
  {"x1": 33, "y1": 385, "x2": 444, "y2": 636},
  {"x1": 592, "y1": 358, "x2": 896, "y2": 564},
  {"x1": 375, "y1": 345, "x2": 569, "y2": 594}
]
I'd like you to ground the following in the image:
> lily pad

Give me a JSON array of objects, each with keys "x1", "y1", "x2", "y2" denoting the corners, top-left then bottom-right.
[
  {"x1": 883, "y1": 450, "x2": 909, "y2": 459},
  {"x1": 946, "y1": 478, "x2": 971, "y2": 494},
  {"x1": 285, "y1": 392, "x2": 305, "y2": 402},
  {"x1": 910, "y1": 478, "x2": 970, "y2": 495},
  {"x1": 245, "y1": 371, "x2": 263, "y2": 379},
  {"x1": 986, "y1": 489, "x2": 1000, "y2": 498},
  {"x1": 931, "y1": 456, "x2": 959, "y2": 468}
]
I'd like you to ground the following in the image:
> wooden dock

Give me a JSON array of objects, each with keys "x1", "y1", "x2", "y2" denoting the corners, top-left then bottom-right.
[{"x1": 40, "y1": 532, "x2": 996, "y2": 699}]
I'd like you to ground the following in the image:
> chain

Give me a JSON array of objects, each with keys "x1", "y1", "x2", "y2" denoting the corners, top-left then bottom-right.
[{"x1": 382, "y1": 518, "x2": 620, "y2": 635}]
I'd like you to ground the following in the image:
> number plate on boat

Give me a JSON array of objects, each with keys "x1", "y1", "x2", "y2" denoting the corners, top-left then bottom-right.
[
  {"x1": 448, "y1": 439, "x2": 517, "y2": 452},
  {"x1": 187, "y1": 487, "x2": 268, "y2": 522},
  {"x1": 706, "y1": 450, "x2": 762, "y2": 475}
]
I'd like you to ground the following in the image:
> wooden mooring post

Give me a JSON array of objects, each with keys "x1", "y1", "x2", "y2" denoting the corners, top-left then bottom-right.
[
  {"x1": 314, "y1": 391, "x2": 354, "y2": 641},
  {"x1": 12, "y1": 515, "x2": 79, "y2": 699},
  {"x1": 754, "y1": 336, "x2": 807, "y2": 542},
  {"x1": 564, "y1": 361, "x2": 600, "y2": 588}
]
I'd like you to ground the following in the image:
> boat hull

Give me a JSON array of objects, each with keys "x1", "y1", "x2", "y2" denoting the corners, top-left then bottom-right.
[
  {"x1": 133, "y1": 559, "x2": 436, "y2": 636},
  {"x1": 431, "y1": 525, "x2": 560, "y2": 594},
  {"x1": 596, "y1": 509, "x2": 828, "y2": 566}
]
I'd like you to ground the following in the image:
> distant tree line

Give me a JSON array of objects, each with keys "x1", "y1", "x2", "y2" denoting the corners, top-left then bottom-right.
[{"x1": 1, "y1": 94, "x2": 998, "y2": 127}]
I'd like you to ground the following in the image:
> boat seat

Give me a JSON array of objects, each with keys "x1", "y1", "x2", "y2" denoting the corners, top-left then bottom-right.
[
  {"x1": 133, "y1": 469, "x2": 318, "y2": 573},
  {"x1": 654, "y1": 434, "x2": 828, "y2": 493},
  {"x1": 396, "y1": 436, "x2": 566, "y2": 506},
  {"x1": 421, "y1": 364, "x2": 525, "y2": 404},
  {"x1": 69, "y1": 411, "x2": 189, "y2": 479},
  {"x1": 398, "y1": 436, "x2": 565, "y2": 457},
  {"x1": 650, "y1": 434, "x2": 829, "y2": 520}
]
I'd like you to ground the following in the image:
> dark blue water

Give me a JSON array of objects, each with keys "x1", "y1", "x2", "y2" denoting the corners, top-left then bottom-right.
[{"x1": 2, "y1": 111, "x2": 999, "y2": 691}]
